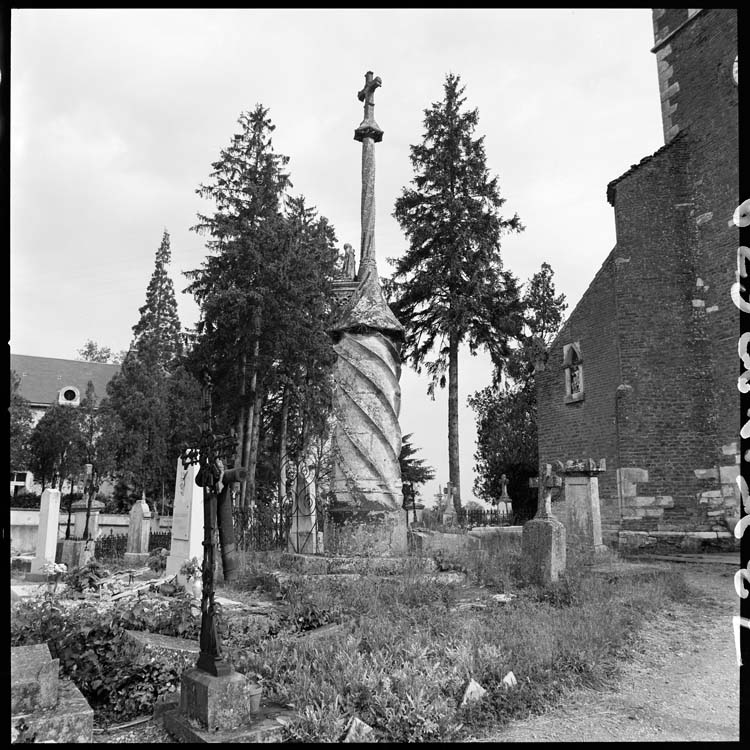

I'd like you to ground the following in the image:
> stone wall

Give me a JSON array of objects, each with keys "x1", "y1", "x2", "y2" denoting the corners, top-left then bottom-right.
[
  {"x1": 537, "y1": 9, "x2": 739, "y2": 544},
  {"x1": 10, "y1": 508, "x2": 173, "y2": 556}
]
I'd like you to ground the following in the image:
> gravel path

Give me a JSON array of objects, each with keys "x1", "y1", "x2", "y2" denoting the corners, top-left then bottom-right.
[{"x1": 479, "y1": 563, "x2": 740, "y2": 742}]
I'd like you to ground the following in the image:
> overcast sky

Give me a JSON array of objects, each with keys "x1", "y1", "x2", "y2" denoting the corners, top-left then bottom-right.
[{"x1": 10, "y1": 8, "x2": 665, "y2": 507}]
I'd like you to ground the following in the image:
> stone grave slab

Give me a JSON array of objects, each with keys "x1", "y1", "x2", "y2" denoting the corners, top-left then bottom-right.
[{"x1": 11, "y1": 643, "x2": 93, "y2": 744}]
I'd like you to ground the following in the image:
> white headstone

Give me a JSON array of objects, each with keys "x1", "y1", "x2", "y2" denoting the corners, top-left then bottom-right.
[
  {"x1": 166, "y1": 457, "x2": 204, "y2": 579},
  {"x1": 30, "y1": 488, "x2": 61, "y2": 576},
  {"x1": 126, "y1": 495, "x2": 152, "y2": 555}
]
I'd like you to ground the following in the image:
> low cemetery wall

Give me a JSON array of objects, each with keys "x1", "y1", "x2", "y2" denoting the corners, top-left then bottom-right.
[{"x1": 10, "y1": 508, "x2": 173, "y2": 555}]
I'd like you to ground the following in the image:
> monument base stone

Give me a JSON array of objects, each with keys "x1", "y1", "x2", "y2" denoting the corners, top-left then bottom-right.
[
  {"x1": 162, "y1": 702, "x2": 292, "y2": 744},
  {"x1": 124, "y1": 551, "x2": 151, "y2": 566},
  {"x1": 324, "y1": 507, "x2": 408, "y2": 557},
  {"x1": 522, "y1": 517, "x2": 566, "y2": 586},
  {"x1": 59, "y1": 539, "x2": 95, "y2": 570},
  {"x1": 163, "y1": 668, "x2": 293, "y2": 743},
  {"x1": 178, "y1": 668, "x2": 261, "y2": 731}
]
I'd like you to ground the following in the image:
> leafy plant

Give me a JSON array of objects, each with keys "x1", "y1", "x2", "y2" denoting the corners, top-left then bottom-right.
[
  {"x1": 179, "y1": 556, "x2": 202, "y2": 579},
  {"x1": 63, "y1": 559, "x2": 110, "y2": 593},
  {"x1": 146, "y1": 547, "x2": 169, "y2": 574}
]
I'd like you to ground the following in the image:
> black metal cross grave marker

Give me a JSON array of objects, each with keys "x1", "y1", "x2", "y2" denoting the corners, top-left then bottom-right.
[{"x1": 180, "y1": 370, "x2": 243, "y2": 677}]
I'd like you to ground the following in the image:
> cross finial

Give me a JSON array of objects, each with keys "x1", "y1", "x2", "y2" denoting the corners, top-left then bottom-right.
[
  {"x1": 358, "y1": 71, "x2": 381, "y2": 117},
  {"x1": 354, "y1": 70, "x2": 383, "y2": 143}
]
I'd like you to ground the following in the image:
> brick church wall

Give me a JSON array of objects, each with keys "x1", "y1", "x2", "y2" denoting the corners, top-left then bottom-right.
[
  {"x1": 536, "y1": 253, "x2": 621, "y2": 537},
  {"x1": 537, "y1": 9, "x2": 738, "y2": 548}
]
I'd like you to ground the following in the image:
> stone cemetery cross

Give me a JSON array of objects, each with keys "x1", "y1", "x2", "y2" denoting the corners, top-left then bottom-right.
[
  {"x1": 355, "y1": 70, "x2": 384, "y2": 272},
  {"x1": 180, "y1": 371, "x2": 238, "y2": 677},
  {"x1": 529, "y1": 463, "x2": 563, "y2": 519}
]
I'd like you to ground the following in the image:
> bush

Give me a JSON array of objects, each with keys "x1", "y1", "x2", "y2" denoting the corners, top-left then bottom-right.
[
  {"x1": 64, "y1": 560, "x2": 111, "y2": 593},
  {"x1": 147, "y1": 548, "x2": 169, "y2": 574},
  {"x1": 10, "y1": 592, "x2": 193, "y2": 726},
  {"x1": 10, "y1": 491, "x2": 41, "y2": 509}
]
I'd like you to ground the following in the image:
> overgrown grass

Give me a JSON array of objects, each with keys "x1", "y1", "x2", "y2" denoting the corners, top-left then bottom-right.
[
  {"x1": 237, "y1": 550, "x2": 696, "y2": 741},
  {"x1": 10, "y1": 546, "x2": 697, "y2": 740}
]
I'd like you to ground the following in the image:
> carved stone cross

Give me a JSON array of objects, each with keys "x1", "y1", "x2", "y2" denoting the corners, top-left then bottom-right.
[
  {"x1": 529, "y1": 463, "x2": 563, "y2": 519},
  {"x1": 500, "y1": 473, "x2": 510, "y2": 500},
  {"x1": 355, "y1": 70, "x2": 383, "y2": 143},
  {"x1": 358, "y1": 71, "x2": 381, "y2": 119}
]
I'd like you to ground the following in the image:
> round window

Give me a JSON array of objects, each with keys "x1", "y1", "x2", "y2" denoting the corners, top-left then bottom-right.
[{"x1": 63, "y1": 388, "x2": 78, "y2": 401}]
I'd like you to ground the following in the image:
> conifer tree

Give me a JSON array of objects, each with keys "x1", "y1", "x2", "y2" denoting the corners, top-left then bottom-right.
[
  {"x1": 399, "y1": 433, "x2": 436, "y2": 497},
  {"x1": 132, "y1": 229, "x2": 182, "y2": 367},
  {"x1": 187, "y1": 105, "x2": 334, "y2": 511},
  {"x1": 389, "y1": 73, "x2": 524, "y2": 510},
  {"x1": 469, "y1": 263, "x2": 566, "y2": 518}
]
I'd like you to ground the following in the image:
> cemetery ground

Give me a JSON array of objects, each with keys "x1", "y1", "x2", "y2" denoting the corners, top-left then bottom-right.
[{"x1": 10, "y1": 549, "x2": 738, "y2": 743}]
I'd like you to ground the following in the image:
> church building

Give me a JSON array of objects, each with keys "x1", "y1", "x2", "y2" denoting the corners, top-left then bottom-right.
[{"x1": 536, "y1": 9, "x2": 739, "y2": 551}]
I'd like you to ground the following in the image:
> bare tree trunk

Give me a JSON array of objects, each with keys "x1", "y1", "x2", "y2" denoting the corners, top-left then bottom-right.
[
  {"x1": 277, "y1": 385, "x2": 289, "y2": 544},
  {"x1": 246, "y1": 386, "x2": 264, "y2": 510},
  {"x1": 448, "y1": 331, "x2": 461, "y2": 512},
  {"x1": 240, "y1": 314, "x2": 261, "y2": 509},
  {"x1": 234, "y1": 350, "x2": 247, "y2": 467}
]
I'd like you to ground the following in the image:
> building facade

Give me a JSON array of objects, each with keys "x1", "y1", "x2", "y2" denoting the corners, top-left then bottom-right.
[
  {"x1": 536, "y1": 9, "x2": 739, "y2": 551},
  {"x1": 10, "y1": 353, "x2": 120, "y2": 494}
]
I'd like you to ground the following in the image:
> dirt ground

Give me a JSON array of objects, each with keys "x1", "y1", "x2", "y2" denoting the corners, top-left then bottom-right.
[{"x1": 477, "y1": 562, "x2": 740, "y2": 742}]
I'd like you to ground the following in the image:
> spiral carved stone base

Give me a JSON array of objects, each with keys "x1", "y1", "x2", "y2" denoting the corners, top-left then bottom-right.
[{"x1": 328, "y1": 331, "x2": 407, "y2": 555}]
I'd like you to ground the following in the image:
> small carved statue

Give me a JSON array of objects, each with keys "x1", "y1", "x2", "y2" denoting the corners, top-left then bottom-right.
[{"x1": 341, "y1": 243, "x2": 356, "y2": 280}]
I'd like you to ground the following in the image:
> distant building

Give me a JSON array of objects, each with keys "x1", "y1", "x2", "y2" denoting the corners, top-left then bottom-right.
[
  {"x1": 536, "y1": 9, "x2": 738, "y2": 551},
  {"x1": 10, "y1": 353, "x2": 120, "y2": 495},
  {"x1": 11, "y1": 353, "x2": 120, "y2": 428}
]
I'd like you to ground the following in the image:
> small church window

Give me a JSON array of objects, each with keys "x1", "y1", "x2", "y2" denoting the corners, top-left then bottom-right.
[{"x1": 563, "y1": 342, "x2": 584, "y2": 404}]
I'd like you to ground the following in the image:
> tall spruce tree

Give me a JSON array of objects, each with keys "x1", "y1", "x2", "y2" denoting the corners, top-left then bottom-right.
[
  {"x1": 469, "y1": 263, "x2": 566, "y2": 519},
  {"x1": 97, "y1": 230, "x2": 200, "y2": 504},
  {"x1": 132, "y1": 229, "x2": 182, "y2": 367},
  {"x1": 186, "y1": 105, "x2": 293, "y2": 509},
  {"x1": 389, "y1": 73, "x2": 524, "y2": 510}
]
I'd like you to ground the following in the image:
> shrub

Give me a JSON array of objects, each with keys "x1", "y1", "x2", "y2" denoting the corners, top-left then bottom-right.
[
  {"x1": 146, "y1": 548, "x2": 169, "y2": 574},
  {"x1": 63, "y1": 559, "x2": 111, "y2": 593}
]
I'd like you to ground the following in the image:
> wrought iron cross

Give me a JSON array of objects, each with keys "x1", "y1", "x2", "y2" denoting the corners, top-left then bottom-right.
[{"x1": 180, "y1": 370, "x2": 237, "y2": 677}]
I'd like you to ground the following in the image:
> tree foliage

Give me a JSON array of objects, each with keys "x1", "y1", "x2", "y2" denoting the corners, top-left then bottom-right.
[
  {"x1": 388, "y1": 73, "x2": 524, "y2": 508},
  {"x1": 27, "y1": 403, "x2": 85, "y2": 491},
  {"x1": 131, "y1": 229, "x2": 183, "y2": 369},
  {"x1": 76, "y1": 340, "x2": 120, "y2": 364},
  {"x1": 186, "y1": 105, "x2": 339, "y2": 523},
  {"x1": 469, "y1": 262, "x2": 566, "y2": 519},
  {"x1": 399, "y1": 433, "x2": 436, "y2": 497},
  {"x1": 97, "y1": 231, "x2": 201, "y2": 504},
  {"x1": 10, "y1": 370, "x2": 33, "y2": 471}
]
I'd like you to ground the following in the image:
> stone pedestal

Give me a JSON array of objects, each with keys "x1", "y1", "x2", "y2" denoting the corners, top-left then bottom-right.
[
  {"x1": 11, "y1": 644, "x2": 93, "y2": 744},
  {"x1": 521, "y1": 516, "x2": 566, "y2": 585},
  {"x1": 71, "y1": 498, "x2": 104, "y2": 540},
  {"x1": 323, "y1": 507, "x2": 407, "y2": 557},
  {"x1": 162, "y1": 668, "x2": 291, "y2": 743},
  {"x1": 560, "y1": 459, "x2": 610, "y2": 562},
  {"x1": 30, "y1": 488, "x2": 61, "y2": 577},
  {"x1": 57, "y1": 539, "x2": 95, "y2": 571},
  {"x1": 166, "y1": 458, "x2": 205, "y2": 580}
]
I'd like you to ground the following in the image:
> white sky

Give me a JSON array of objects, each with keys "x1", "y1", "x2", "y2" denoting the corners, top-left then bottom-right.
[{"x1": 10, "y1": 8, "x2": 664, "y2": 507}]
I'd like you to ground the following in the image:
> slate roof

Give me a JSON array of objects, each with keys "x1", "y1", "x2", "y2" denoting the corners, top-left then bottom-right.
[{"x1": 10, "y1": 353, "x2": 120, "y2": 406}]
